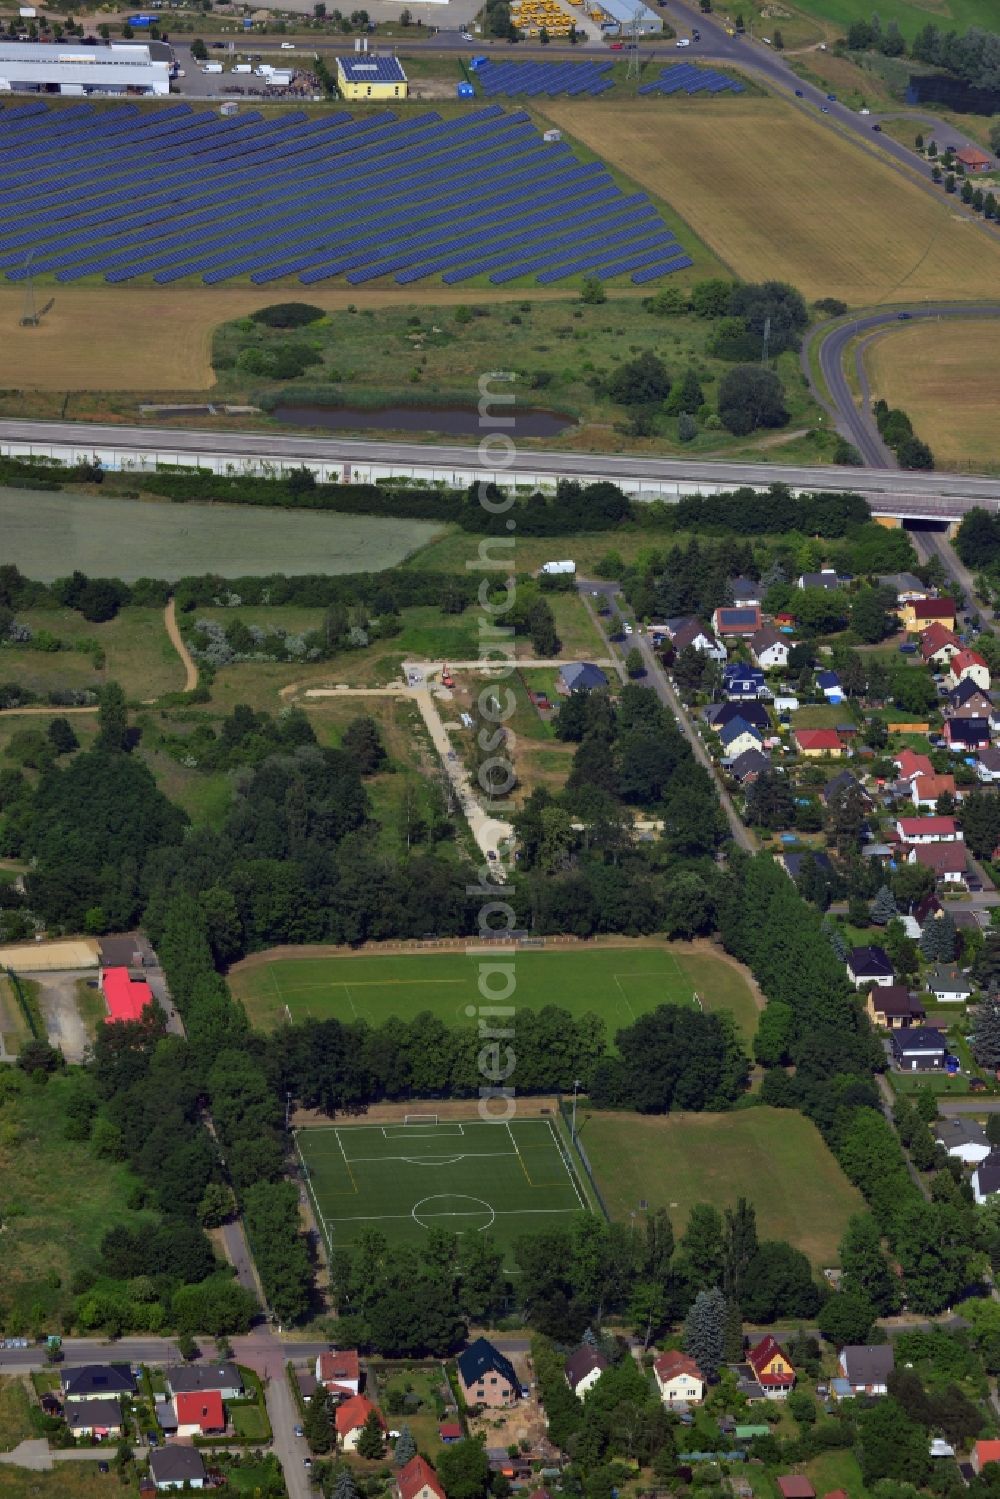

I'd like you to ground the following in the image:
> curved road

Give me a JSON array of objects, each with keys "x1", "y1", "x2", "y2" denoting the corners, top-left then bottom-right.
[{"x1": 805, "y1": 303, "x2": 1000, "y2": 467}]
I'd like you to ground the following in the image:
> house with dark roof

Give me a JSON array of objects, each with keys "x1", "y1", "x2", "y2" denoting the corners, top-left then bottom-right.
[
  {"x1": 797, "y1": 568, "x2": 847, "y2": 591},
  {"x1": 877, "y1": 572, "x2": 929, "y2": 602},
  {"x1": 712, "y1": 606, "x2": 763, "y2": 639},
  {"x1": 559, "y1": 663, "x2": 608, "y2": 695},
  {"x1": 668, "y1": 617, "x2": 727, "y2": 660},
  {"x1": 564, "y1": 1346, "x2": 608, "y2": 1399},
  {"x1": 934, "y1": 1116, "x2": 991, "y2": 1165},
  {"x1": 706, "y1": 701, "x2": 770, "y2": 733},
  {"x1": 979, "y1": 746, "x2": 1000, "y2": 783},
  {"x1": 973, "y1": 1151, "x2": 1000, "y2": 1204},
  {"x1": 729, "y1": 748, "x2": 771, "y2": 784},
  {"x1": 456, "y1": 1338, "x2": 520, "y2": 1409},
  {"x1": 838, "y1": 1345, "x2": 894, "y2": 1396},
  {"x1": 926, "y1": 966, "x2": 973, "y2": 1002},
  {"x1": 166, "y1": 1363, "x2": 243, "y2": 1401},
  {"x1": 781, "y1": 850, "x2": 833, "y2": 882},
  {"x1": 61, "y1": 1366, "x2": 136, "y2": 1404},
  {"x1": 846, "y1": 946, "x2": 894, "y2": 988},
  {"x1": 335, "y1": 53, "x2": 408, "y2": 98},
  {"x1": 65, "y1": 1400, "x2": 124, "y2": 1438},
  {"x1": 865, "y1": 985, "x2": 925, "y2": 1030},
  {"x1": 902, "y1": 597, "x2": 956, "y2": 632},
  {"x1": 943, "y1": 715, "x2": 992, "y2": 750},
  {"x1": 815, "y1": 669, "x2": 843, "y2": 702},
  {"x1": 821, "y1": 770, "x2": 868, "y2": 807},
  {"x1": 749, "y1": 626, "x2": 789, "y2": 671},
  {"x1": 723, "y1": 665, "x2": 767, "y2": 701},
  {"x1": 890, "y1": 1026, "x2": 947, "y2": 1072},
  {"x1": 653, "y1": 1350, "x2": 705, "y2": 1405},
  {"x1": 720, "y1": 718, "x2": 764, "y2": 760},
  {"x1": 150, "y1": 1446, "x2": 206, "y2": 1491},
  {"x1": 948, "y1": 677, "x2": 994, "y2": 715},
  {"x1": 730, "y1": 578, "x2": 762, "y2": 606},
  {"x1": 910, "y1": 842, "x2": 967, "y2": 885},
  {"x1": 397, "y1": 1455, "x2": 447, "y2": 1499}
]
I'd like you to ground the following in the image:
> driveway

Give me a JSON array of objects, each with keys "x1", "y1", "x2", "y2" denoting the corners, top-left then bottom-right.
[{"x1": 33, "y1": 969, "x2": 91, "y2": 1063}]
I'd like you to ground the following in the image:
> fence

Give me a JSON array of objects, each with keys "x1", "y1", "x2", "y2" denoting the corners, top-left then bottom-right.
[
  {"x1": 4, "y1": 966, "x2": 41, "y2": 1040},
  {"x1": 557, "y1": 1095, "x2": 610, "y2": 1221}
]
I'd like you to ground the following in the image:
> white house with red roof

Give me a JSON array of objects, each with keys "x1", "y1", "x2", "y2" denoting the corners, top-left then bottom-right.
[
  {"x1": 947, "y1": 649, "x2": 991, "y2": 692},
  {"x1": 335, "y1": 1394, "x2": 385, "y2": 1452},
  {"x1": 653, "y1": 1350, "x2": 705, "y2": 1405},
  {"x1": 174, "y1": 1391, "x2": 226, "y2": 1438},
  {"x1": 396, "y1": 1456, "x2": 447, "y2": 1499},
  {"x1": 316, "y1": 1350, "x2": 361, "y2": 1399},
  {"x1": 895, "y1": 816, "x2": 962, "y2": 845},
  {"x1": 919, "y1": 623, "x2": 961, "y2": 666}
]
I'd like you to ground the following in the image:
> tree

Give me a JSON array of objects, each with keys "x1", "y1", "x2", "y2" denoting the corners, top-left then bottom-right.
[
  {"x1": 773, "y1": 27, "x2": 783, "y2": 47},
  {"x1": 666, "y1": 367, "x2": 704, "y2": 415},
  {"x1": 870, "y1": 885, "x2": 897, "y2": 926},
  {"x1": 356, "y1": 1408, "x2": 385, "y2": 1459},
  {"x1": 16, "y1": 1038, "x2": 63, "y2": 1077},
  {"x1": 723, "y1": 1197, "x2": 757, "y2": 1299},
  {"x1": 741, "y1": 1241, "x2": 820, "y2": 1322},
  {"x1": 818, "y1": 1290, "x2": 875, "y2": 1346},
  {"x1": 607, "y1": 352, "x2": 671, "y2": 407},
  {"x1": 394, "y1": 1425, "x2": 417, "y2": 1467},
  {"x1": 677, "y1": 412, "x2": 697, "y2": 443},
  {"x1": 972, "y1": 996, "x2": 1000, "y2": 1070},
  {"x1": 851, "y1": 586, "x2": 893, "y2": 643},
  {"x1": 437, "y1": 1440, "x2": 491, "y2": 1499},
  {"x1": 332, "y1": 1466, "x2": 360, "y2": 1499},
  {"x1": 197, "y1": 1182, "x2": 235, "y2": 1228},
  {"x1": 96, "y1": 682, "x2": 129, "y2": 753},
  {"x1": 304, "y1": 1388, "x2": 333, "y2": 1454},
  {"x1": 190, "y1": 35, "x2": 208, "y2": 57},
  {"x1": 684, "y1": 1286, "x2": 726, "y2": 1380},
  {"x1": 47, "y1": 717, "x2": 79, "y2": 755},
  {"x1": 839, "y1": 1213, "x2": 899, "y2": 1315},
  {"x1": 680, "y1": 1204, "x2": 725, "y2": 1290},
  {"x1": 580, "y1": 276, "x2": 606, "y2": 305},
  {"x1": 717, "y1": 366, "x2": 789, "y2": 436},
  {"x1": 859, "y1": 1398, "x2": 931, "y2": 1486},
  {"x1": 625, "y1": 647, "x2": 644, "y2": 678},
  {"x1": 341, "y1": 716, "x2": 387, "y2": 775}
]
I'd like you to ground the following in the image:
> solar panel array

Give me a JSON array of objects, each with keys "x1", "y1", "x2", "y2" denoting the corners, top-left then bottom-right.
[
  {"x1": 638, "y1": 62, "x2": 744, "y2": 95},
  {"x1": 472, "y1": 59, "x2": 614, "y2": 97},
  {"x1": 0, "y1": 100, "x2": 692, "y2": 286}
]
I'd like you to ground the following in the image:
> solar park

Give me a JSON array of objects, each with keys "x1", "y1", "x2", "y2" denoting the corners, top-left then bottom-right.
[
  {"x1": 0, "y1": 98, "x2": 692, "y2": 288},
  {"x1": 639, "y1": 62, "x2": 745, "y2": 95},
  {"x1": 471, "y1": 58, "x2": 614, "y2": 97}
]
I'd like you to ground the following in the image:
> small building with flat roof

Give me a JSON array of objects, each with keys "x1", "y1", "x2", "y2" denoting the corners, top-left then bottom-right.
[{"x1": 336, "y1": 53, "x2": 408, "y2": 99}]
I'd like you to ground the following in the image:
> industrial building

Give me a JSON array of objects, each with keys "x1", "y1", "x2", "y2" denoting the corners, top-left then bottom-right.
[
  {"x1": 0, "y1": 40, "x2": 170, "y2": 95},
  {"x1": 590, "y1": 0, "x2": 663, "y2": 33},
  {"x1": 335, "y1": 53, "x2": 408, "y2": 100}
]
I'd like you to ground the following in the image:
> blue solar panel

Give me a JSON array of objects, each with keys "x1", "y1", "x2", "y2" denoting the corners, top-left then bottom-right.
[{"x1": 638, "y1": 63, "x2": 743, "y2": 95}]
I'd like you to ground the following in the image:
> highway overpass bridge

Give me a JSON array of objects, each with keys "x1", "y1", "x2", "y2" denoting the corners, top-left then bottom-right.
[{"x1": 0, "y1": 419, "x2": 997, "y2": 523}]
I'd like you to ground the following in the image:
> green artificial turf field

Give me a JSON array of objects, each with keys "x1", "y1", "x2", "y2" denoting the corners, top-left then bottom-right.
[
  {"x1": 231, "y1": 943, "x2": 760, "y2": 1043},
  {"x1": 296, "y1": 1116, "x2": 591, "y2": 1261}
]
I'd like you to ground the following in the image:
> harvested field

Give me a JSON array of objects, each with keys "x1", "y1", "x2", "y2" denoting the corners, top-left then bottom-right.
[
  {"x1": 540, "y1": 96, "x2": 1000, "y2": 304},
  {"x1": 864, "y1": 319, "x2": 1000, "y2": 470}
]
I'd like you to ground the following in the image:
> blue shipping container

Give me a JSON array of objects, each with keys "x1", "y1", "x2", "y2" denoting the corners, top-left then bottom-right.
[{"x1": 457, "y1": 81, "x2": 475, "y2": 96}]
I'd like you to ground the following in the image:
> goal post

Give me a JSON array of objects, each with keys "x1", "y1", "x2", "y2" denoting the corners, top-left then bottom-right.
[{"x1": 403, "y1": 1113, "x2": 439, "y2": 1125}]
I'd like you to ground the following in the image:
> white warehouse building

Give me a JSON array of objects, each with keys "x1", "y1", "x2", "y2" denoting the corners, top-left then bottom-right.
[
  {"x1": 0, "y1": 41, "x2": 170, "y2": 95},
  {"x1": 593, "y1": 0, "x2": 663, "y2": 34}
]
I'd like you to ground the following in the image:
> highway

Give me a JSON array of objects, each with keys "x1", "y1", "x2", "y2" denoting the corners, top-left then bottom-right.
[{"x1": 6, "y1": 416, "x2": 1000, "y2": 510}]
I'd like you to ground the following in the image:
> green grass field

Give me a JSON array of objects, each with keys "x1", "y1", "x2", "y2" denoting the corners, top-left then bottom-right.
[
  {"x1": 578, "y1": 1106, "x2": 864, "y2": 1268},
  {"x1": 230, "y1": 943, "x2": 760, "y2": 1043},
  {"x1": 297, "y1": 1115, "x2": 589, "y2": 1260}
]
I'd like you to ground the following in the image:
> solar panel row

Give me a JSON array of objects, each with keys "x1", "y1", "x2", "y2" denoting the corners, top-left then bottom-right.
[
  {"x1": 638, "y1": 61, "x2": 744, "y2": 95},
  {"x1": 0, "y1": 99, "x2": 692, "y2": 287},
  {"x1": 473, "y1": 59, "x2": 614, "y2": 98}
]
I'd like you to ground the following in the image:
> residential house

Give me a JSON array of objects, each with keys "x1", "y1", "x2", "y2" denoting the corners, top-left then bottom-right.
[
  {"x1": 653, "y1": 1350, "x2": 705, "y2": 1406},
  {"x1": 926, "y1": 966, "x2": 973, "y2": 1002},
  {"x1": 564, "y1": 1346, "x2": 608, "y2": 1399},
  {"x1": 707, "y1": 702, "x2": 771, "y2": 733},
  {"x1": 456, "y1": 1338, "x2": 520, "y2": 1409},
  {"x1": 166, "y1": 1364, "x2": 243, "y2": 1401},
  {"x1": 901, "y1": 891, "x2": 942, "y2": 938},
  {"x1": 397, "y1": 1456, "x2": 447, "y2": 1499},
  {"x1": 795, "y1": 729, "x2": 845, "y2": 758},
  {"x1": 316, "y1": 1350, "x2": 361, "y2": 1398},
  {"x1": 895, "y1": 749, "x2": 934, "y2": 781},
  {"x1": 815, "y1": 670, "x2": 843, "y2": 703},
  {"x1": 943, "y1": 716, "x2": 992, "y2": 751},
  {"x1": 878, "y1": 572, "x2": 929, "y2": 603},
  {"x1": 669, "y1": 617, "x2": 727, "y2": 661},
  {"x1": 782, "y1": 850, "x2": 834, "y2": 881},
  {"x1": 797, "y1": 568, "x2": 847, "y2": 591},
  {"x1": 919, "y1": 623, "x2": 962, "y2": 665},
  {"x1": 730, "y1": 578, "x2": 762, "y2": 607},
  {"x1": 846, "y1": 946, "x2": 894, "y2": 988},
  {"x1": 865, "y1": 985, "x2": 926, "y2": 1030},
  {"x1": 934, "y1": 1117, "x2": 991, "y2": 1165},
  {"x1": 890, "y1": 1026, "x2": 947, "y2": 1072},
  {"x1": 837, "y1": 1345, "x2": 894, "y2": 1396},
  {"x1": 973, "y1": 1153, "x2": 1000, "y2": 1205},
  {"x1": 712, "y1": 606, "x2": 763, "y2": 639},
  {"x1": 956, "y1": 145, "x2": 992, "y2": 173},
  {"x1": 745, "y1": 1337, "x2": 796, "y2": 1399},
  {"x1": 749, "y1": 626, "x2": 789, "y2": 671},
  {"x1": 61, "y1": 1366, "x2": 136, "y2": 1404},
  {"x1": 821, "y1": 770, "x2": 869, "y2": 807},
  {"x1": 896, "y1": 816, "x2": 961, "y2": 845},
  {"x1": 903, "y1": 597, "x2": 957, "y2": 632},
  {"x1": 439, "y1": 1423, "x2": 463, "y2": 1444},
  {"x1": 174, "y1": 1391, "x2": 226, "y2": 1438},
  {"x1": 948, "y1": 678, "x2": 994, "y2": 716},
  {"x1": 559, "y1": 663, "x2": 608, "y2": 694},
  {"x1": 65, "y1": 1400, "x2": 124, "y2": 1438},
  {"x1": 101, "y1": 966, "x2": 154, "y2": 1024},
  {"x1": 978, "y1": 746, "x2": 1000, "y2": 783},
  {"x1": 336, "y1": 1395, "x2": 386, "y2": 1451},
  {"x1": 910, "y1": 774, "x2": 957, "y2": 809},
  {"x1": 972, "y1": 1440, "x2": 1000, "y2": 1473},
  {"x1": 911, "y1": 843, "x2": 967, "y2": 885},
  {"x1": 947, "y1": 649, "x2": 991, "y2": 692},
  {"x1": 729, "y1": 748, "x2": 771, "y2": 784},
  {"x1": 149, "y1": 1448, "x2": 206, "y2": 1491},
  {"x1": 777, "y1": 1480, "x2": 815, "y2": 1499},
  {"x1": 723, "y1": 666, "x2": 768, "y2": 702},
  {"x1": 720, "y1": 719, "x2": 764, "y2": 761}
]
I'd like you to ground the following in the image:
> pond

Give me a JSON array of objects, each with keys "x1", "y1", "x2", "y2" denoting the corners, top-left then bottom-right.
[{"x1": 272, "y1": 401, "x2": 575, "y2": 439}]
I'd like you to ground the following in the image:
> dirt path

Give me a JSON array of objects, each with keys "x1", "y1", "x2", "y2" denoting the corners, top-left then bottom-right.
[
  {"x1": 164, "y1": 596, "x2": 198, "y2": 693},
  {"x1": 0, "y1": 705, "x2": 97, "y2": 717},
  {"x1": 33, "y1": 970, "x2": 91, "y2": 1063}
]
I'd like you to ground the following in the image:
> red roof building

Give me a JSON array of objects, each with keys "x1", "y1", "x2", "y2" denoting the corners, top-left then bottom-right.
[
  {"x1": 746, "y1": 1335, "x2": 796, "y2": 1392},
  {"x1": 777, "y1": 1481, "x2": 815, "y2": 1499},
  {"x1": 957, "y1": 146, "x2": 992, "y2": 172},
  {"x1": 973, "y1": 1440, "x2": 1000, "y2": 1474},
  {"x1": 895, "y1": 749, "x2": 934, "y2": 781},
  {"x1": 794, "y1": 729, "x2": 845, "y2": 755},
  {"x1": 912, "y1": 843, "x2": 967, "y2": 879},
  {"x1": 335, "y1": 1394, "x2": 385, "y2": 1448},
  {"x1": 397, "y1": 1456, "x2": 447, "y2": 1499},
  {"x1": 919, "y1": 623, "x2": 961, "y2": 663},
  {"x1": 316, "y1": 1349, "x2": 360, "y2": 1396},
  {"x1": 174, "y1": 1390, "x2": 225, "y2": 1435},
  {"x1": 101, "y1": 966, "x2": 154, "y2": 1024}
]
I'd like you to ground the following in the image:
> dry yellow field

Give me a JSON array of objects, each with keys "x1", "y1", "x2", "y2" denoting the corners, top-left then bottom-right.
[
  {"x1": 864, "y1": 319, "x2": 1000, "y2": 467},
  {"x1": 0, "y1": 282, "x2": 646, "y2": 392},
  {"x1": 541, "y1": 96, "x2": 1000, "y2": 304}
]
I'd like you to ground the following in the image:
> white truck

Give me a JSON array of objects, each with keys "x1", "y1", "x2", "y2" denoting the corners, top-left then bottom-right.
[
  {"x1": 203, "y1": 61, "x2": 223, "y2": 72},
  {"x1": 541, "y1": 560, "x2": 576, "y2": 575},
  {"x1": 231, "y1": 62, "x2": 251, "y2": 72}
]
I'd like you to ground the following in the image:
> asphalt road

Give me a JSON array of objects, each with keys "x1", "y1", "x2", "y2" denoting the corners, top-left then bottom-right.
[
  {"x1": 7, "y1": 416, "x2": 1000, "y2": 508},
  {"x1": 807, "y1": 305, "x2": 1000, "y2": 466}
]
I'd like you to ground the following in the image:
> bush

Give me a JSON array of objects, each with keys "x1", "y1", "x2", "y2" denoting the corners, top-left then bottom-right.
[
  {"x1": 236, "y1": 343, "x2": 322, "y2": 379},
  {"x1": 717, "y1": 365, "x2": 789, "y2": 435},
  {"x1": 250, "y1": 303, "x2": 325, "y2": 328}
]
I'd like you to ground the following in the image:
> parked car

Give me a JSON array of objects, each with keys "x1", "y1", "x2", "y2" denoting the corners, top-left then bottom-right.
[
  {"x1": 794, "y1": 87, "x2": 803, "y2": 95},
  {"x1": 826, "y1": 91, "x2": 836, "y2": 99},
  {"x1": 897, "y1": 311, "x2": 912, "y2": 320},
  {"x1": 676, "y1": 37, "x2": 690, "y2": 45},
  {"x1": 294, "y1": 1425, "x2": 304, "y2": 1438},
  {"x1": 609, "y1": 39, "x2": 623, "y2": 47},
  {"x1": 280, "y1": 40, "x2": 295, "y2": 47},
  {"x1": 98, "y1": 1463, "x2": 110, "y2": 1474},
  {"x1": 872, "y1": 122, "x2": 882, "y2": 130},
  {"x1": 969, "y1": 1078, "x2": 987, "y2": 1092}
]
